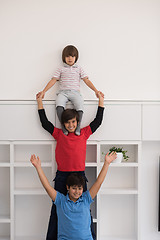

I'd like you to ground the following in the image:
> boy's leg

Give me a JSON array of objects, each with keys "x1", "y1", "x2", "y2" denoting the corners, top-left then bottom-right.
[
  {"x1": 75, "y1": 110, "x2": 83, "y2": 135},
  {"x1": 46, "y1": 204, "x2": 57, "y2": 240},
  {"x1": 68, "y1": 90, "x2": 84, "y2": 135},
  {"x1": 56, "y1": 91, "x2": 69, "y2": 135},
  {"x1": 56, "y1": 106, "x2": 68, "y2": 135}
]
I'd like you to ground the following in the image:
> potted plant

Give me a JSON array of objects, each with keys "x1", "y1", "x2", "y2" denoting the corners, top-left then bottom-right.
[{"x1": 102, "y1": 146, "x2": 129, "y2": 163}]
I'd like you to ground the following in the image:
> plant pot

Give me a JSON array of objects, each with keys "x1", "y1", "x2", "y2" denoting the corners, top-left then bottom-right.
[{"x1": 112, "y1": 152, "x2": 123, "y2": 163}]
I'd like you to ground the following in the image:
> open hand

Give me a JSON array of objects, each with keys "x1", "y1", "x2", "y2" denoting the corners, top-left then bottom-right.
[
  {"x1": 105, "y1": 152, "x2": 117, "y2": 165},
  {"x1": 30, "y1": 154, "x2": 41, "y2": 169}
]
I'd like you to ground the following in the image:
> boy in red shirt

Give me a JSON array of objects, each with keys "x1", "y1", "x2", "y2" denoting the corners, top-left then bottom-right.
[{"x1": 37, "y1": 91, "x2": 104, "y2": 240}]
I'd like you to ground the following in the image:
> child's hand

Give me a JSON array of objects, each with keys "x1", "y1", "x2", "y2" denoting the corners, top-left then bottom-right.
[
  {"x1": 105, "y1": 152, "x2": 117, "y2": 165},
  {"x1": 97, "y1": 91, "x2": 104, "y2": 107},
  {"x1": 36, "y1": 91, "x2": 45, "y2": 99},
  {"x1": 30, "y1": 154, "x2": 41, "y2": 169},
  {"x1": 99, "y1": 91, "x2": 104, "y2": 98},
  {"x1": 36, "y1": 91, "x2": 44, "y2": 101},
  {"x1": 96, "y1": 91, "x2": 104, "y2": 98}
]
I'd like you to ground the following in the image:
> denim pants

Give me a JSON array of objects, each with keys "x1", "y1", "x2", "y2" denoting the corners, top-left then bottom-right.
[{"x1": 46, "y1": 170, "x2": 96, "y2": 240}]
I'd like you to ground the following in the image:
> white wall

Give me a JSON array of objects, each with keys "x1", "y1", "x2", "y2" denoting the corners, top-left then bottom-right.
[{"x1": 0, "y1": 0, "x2": 160, "y2": 100}]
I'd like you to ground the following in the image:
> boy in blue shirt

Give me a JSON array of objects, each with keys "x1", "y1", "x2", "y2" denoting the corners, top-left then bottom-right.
[{"x1": 30, "y1": 151, "x2": 117, "y2": 240}]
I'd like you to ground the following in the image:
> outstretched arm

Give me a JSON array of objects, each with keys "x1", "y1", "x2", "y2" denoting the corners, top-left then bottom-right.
[
  {"x1": 36, "y1": 93, "x2": 54, "y2": 135},
  {"x1": 30, "y1": 154, "x2": 57, "y2": 201},
  {"x1": 90, "y1": 91, "x2": 104, "y2": 133},
  {"x1": 83, "y1": 78, "x2": 104, "y2": 98},
  {"x1": 89, "y1": 152, "x2": 117, "y2": 199},
  {"x1": 36, "y1": 78, "x2": 57, "y2": 99}
]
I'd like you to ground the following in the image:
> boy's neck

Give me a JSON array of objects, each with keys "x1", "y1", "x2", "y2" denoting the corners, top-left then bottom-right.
[
  {"x1": 64, "y1": 63, "x2": 77, "y2": 67},
  {"x1": 68, "y1": 194, "x2": 80, "y2": 202}
]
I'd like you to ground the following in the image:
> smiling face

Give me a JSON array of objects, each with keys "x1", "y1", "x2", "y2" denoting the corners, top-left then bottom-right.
[
  {"x1": 64, "y1": 117, "x2": 78, "y2": 133},
  {"x1": 67, "y1": 185, "x2": 83, "y2": 202},
  {"x1": 65, "y1": 55, "x2": 76, "y2": 66}
]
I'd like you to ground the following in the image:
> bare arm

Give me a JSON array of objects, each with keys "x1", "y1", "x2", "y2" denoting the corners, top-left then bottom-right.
[
  {"x1": 43, "y1": 78, "x2": 57, "y2": 93},
  {"x1": 83, "y1": 77, "x2": 104, "y2": 98},
  {"x1": 89, "y1": 152, "x2": 117, "y2": 199},
  {"x1": 36, "y1": 78, "x2": 57, "y2": 99},
  {"x1": 30, "y1": 155, "x2": 57, "y2": 201}
]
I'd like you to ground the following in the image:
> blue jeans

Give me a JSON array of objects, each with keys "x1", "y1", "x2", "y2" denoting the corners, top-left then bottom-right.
[{"x1": 46, "y1": 170, "x2": 96, "y2": 240}]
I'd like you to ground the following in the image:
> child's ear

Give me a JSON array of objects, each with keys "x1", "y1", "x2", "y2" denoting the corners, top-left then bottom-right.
[{"x1": 66, "y1": 185, "x2": 69, "y2": 191}]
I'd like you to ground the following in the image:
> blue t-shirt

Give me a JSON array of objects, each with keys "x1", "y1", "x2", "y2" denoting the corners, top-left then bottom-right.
[{"x1": 54, "y1": 190, "x2": 94, "y2": 240}]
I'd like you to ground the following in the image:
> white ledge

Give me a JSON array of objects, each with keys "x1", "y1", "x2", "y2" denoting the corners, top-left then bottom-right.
[{"x1": 1, "y1": 99, "x2": 160, "y2": 105}]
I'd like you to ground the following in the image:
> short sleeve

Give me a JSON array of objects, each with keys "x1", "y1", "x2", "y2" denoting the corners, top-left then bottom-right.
[
  {"x1": 83, "y1": 191, "x2": 94, "y2": 205},
  {"x1": 82, "y1": 126, "x2": 92, "y2": 139},
  {"x1": 54, "y1": 191, "x2": 64, "y2": 206},
  {"x1": 79, "y1": 66, "x2": 88, "y2": 79},
  {"x1": 52, "y1": 127, "x2": 61, "y2": 140},
  {"x1": 53, "y1": 68, "x2": 61, "y2": 80}
]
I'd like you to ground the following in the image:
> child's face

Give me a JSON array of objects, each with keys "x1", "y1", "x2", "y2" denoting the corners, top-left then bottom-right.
[
  {"x1": 67, "y1": 185, "x2": 83, "y2": 202},
  {"x1": 64, "y1": 117, "x2": 78, "y2": 133},
  {"x1": 65, "y1": 55, "x2": 76, "y2": 66}
]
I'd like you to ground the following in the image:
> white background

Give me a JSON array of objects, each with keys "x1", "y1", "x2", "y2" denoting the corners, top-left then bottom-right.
[
  {"x1": 0, "y1": 0, "x2": 160, "y2": 100},
  {"x1": 0, "y1": 1, "x2": 160, "y2": 239}
]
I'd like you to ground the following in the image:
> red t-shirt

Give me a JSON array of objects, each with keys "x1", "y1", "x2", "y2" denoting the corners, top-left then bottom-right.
[{"x1": 52, "y1": 126, "x2": 92, "y2": 171}]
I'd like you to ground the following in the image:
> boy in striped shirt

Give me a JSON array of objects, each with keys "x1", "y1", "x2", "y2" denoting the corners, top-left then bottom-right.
[{"x1": 36, "y1": 45, "x2": 104, "y2": 135}]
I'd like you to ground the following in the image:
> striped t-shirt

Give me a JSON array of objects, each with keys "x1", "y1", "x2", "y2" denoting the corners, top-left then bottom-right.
[{"x1": 53, "y1": 63, "x2": 88, "y2": 91}]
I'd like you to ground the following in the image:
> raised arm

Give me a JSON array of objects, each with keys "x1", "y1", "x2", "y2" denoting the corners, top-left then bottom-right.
[
  {"x1": 36, "y1": 78, "x2": 57, "y2": 99},
  {"x1": 89, "y1": 152, "x2": 117, "y2": 199},
  {"x1": 36, "y1": 92, "x2": 44, "y2": 110},
  {"x1": 30, "y1": 154, "x2": 57, "y2": 201},
  {"x1": 36, "y1": 93, "x2": 54, "y2": 135},
  {"x1": 90, "y1": 91, "x2": 104, "y2": 133}
]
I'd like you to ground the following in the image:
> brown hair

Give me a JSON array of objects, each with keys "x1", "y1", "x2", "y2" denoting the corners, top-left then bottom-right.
[
  {"x1": 62, "y1": 45, "x2": 79, "y2": 63},
  {"x1": 61, "y1": 108, "x2": 79, "y2": 124},
  {"x1": 66, "y1": 173, "x2": 85, "y2": 189}
]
